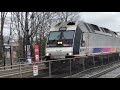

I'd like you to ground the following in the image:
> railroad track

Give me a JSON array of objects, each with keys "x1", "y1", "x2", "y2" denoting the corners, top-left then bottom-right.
[
  {"x1": 65, "y1": 60, "x2": 120, "y2": 78},
  {"x1": 113, "y1": 73, "x2": 120, "y2": 78},
  {"x1": 87, "y1": 64, "x2": 120, "y2": 78}
]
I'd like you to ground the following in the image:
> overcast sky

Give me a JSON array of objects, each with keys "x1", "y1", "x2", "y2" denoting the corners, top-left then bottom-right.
[
  {"x1": 3, "y1": 12, "x2": 120, "y2": 36},
  {"x1": 80, "y1": 12, "x2": 120, "y2": 32}
]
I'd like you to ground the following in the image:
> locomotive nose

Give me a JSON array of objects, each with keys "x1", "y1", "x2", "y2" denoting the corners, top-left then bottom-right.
[
  {"x1": 46, "y1": 47, "x2": 73, "y2": 59},
  {"x1": 56, "y1": 50, "x2": 62, "y2": 52}
]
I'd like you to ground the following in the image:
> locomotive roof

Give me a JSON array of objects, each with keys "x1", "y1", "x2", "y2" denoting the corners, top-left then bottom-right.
[
  {"x1": 80, "y1": 21, "x2": 119, "y2": 37},
  {"x1": 50, "y1": 21, "x2": 119, "y2": 37}
]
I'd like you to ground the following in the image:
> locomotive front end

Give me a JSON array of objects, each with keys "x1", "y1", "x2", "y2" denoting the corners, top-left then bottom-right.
[{"x1": 45, "y1": 22, "x2": 77, "y2": 60}]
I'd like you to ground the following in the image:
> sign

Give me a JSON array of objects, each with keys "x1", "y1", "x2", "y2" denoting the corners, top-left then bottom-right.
[
  {"x1": 25, "y1": 45, "x2": 32, "y2": 63},
  {"x1": 34, "y1": 45, "x2": 40, "y2": 62},
  {"x1": 33, "y1": 65, "x2": 38, "y2": 76},
  {"x1": 5, "y1": 45, "x2": 10, "y2": 49},
  {"x1": 59, "y1": 27, "x2": 67, "y2": 31}
]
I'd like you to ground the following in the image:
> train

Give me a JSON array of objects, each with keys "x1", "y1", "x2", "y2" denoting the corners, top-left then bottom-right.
[{"x1": 45, "y1": 21, "x2": 120, "y2": 60}]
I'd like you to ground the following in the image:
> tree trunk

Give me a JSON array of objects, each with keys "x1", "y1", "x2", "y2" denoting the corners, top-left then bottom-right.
[
  {"x1": 30, "y1": 37, "x2": 34, "y2": 58},
  {"x1": 0, "y1": 12, "x2": 6, "y2": 60}
]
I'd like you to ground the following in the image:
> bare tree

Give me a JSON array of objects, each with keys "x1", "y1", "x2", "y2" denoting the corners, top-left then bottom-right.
[
  {"x1": 35, "y1": 12, "x2": 54, "y2": 56},
  {"x1": 26, "y1": 12, "x2": 54, "y2": 56},
  {"x1": 51, "y1": 12, "x2": 80, "y2": 24},
  {"x1": 0, "y1": 12, "x2": 7, "y2": 60},
  {"x1": 9, "y1": 12, "x2": 81, "y2": 59},
  {"x1": 10, "y1": 12, "x2": 25, "y2": 58},
  {"x1": 10, "y1": 12, "x2": 53, "y2": 57}
]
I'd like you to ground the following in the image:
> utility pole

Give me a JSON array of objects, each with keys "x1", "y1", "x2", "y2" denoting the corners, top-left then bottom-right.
[
  {"x1": 25, "y1": 12, "x2": 29, "y2": 62},
  {"x1": 8, "y1": 22, "x2": 12, "y2": 66},
  {"x1": 25, "y1": 12, "x2": 32, "y2": 63}
]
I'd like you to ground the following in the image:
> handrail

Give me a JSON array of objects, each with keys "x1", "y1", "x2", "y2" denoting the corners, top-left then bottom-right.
[
  {"x1": 0, "y1": 61, "x2": 45, "y2": 70},
  {"x1": 0, "y1": 52, "x2": 118, "y2": 69}
]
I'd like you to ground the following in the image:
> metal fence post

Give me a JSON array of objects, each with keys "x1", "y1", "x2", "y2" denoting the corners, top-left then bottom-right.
[
  {"x1": 101, "y1": 55, "x2": 103, "y2": 65},
  {"x1": 108, "y1": 54, "x2": 109, "y2": 63},
  {"x1": 49, "y1": 61, "x2": 51, "y2": 78},
  {"x1": 19, "y1": 58, "x2": 22, "y2": 78},
  {"x1": 4, "y1": 56, "x2": 5, "y2": 70},
  {"x1": 93, "y1": 56, "x2": 95, "y2": 67},
  {"x1": 41, "y1": 57, "x2": 42, "y2": 61},
  {"x1": 113, "y1": 53, "x2": 115, "y2": 61},
  {"x1": 118, "y1": 53, "x2": 120, "y2": 61},
  {"x1": 83, "y1": 57, "x2": 85, "y2": 70},
  {"x1": 69, "y1": 59, "x2": 71, "y2": 78}
]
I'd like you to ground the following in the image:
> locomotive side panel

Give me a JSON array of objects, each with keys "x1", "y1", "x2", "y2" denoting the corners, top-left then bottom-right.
[
  {"x1": 81, "y1": 32, "x2": 119, "y2": 54},
  {"x1": 116, "y1": 37, "x2": 120, "y2": 52},
  {"x1": 73, "y1": 26, "x2": 83, "y2": 55}
]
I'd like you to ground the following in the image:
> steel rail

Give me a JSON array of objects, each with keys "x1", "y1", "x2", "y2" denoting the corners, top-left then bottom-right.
[{"x1": 87, "y1": 63, "x2": 120, "y2": 78}]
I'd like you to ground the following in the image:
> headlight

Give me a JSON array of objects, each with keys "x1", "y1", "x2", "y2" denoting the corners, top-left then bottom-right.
[
  {"x1": 58, "y1": 41, "x2": 63, "y2": 44},
  {"x1": 68, "y1": 53, "x2": 72, "y2": 56},
  {"x1": 46, "y1": 53, "x2": 49, "y2": 56}
]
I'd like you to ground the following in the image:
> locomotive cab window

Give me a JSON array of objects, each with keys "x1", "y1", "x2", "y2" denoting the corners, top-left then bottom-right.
[
  {"x1": 62, "y1": 31, "x2": 74, "y2": 39},
  {"x1": 48, "y1": 32, "x2": 61, "y2": 40},
  {"x1": 47, "y1": 30, "x2": 75, "y2": 47}
]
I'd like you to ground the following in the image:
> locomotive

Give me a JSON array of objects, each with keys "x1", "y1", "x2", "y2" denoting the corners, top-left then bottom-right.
[{"x1": 45, "y1": 21, "x2": 120, "y2": 60}]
